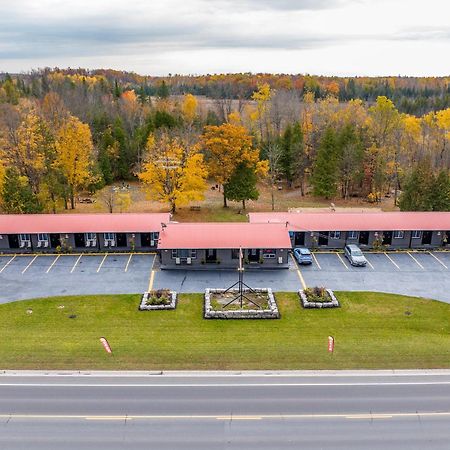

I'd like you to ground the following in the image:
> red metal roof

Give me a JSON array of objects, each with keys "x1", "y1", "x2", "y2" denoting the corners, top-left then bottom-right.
[
  {"x1": 158, "y1": 223, "x2": 292, "y2": 249},
  {"x1": 248, "y1": 211, "x2": 450, "y2": 232},
  {"x1": 0, "y1": 213, "x2": 171, "y2": 234}
]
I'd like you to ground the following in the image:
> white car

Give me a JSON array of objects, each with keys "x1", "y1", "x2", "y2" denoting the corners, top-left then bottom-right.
[{"x1": 344, "y1": 244, "x2": 367, "y2": 267}]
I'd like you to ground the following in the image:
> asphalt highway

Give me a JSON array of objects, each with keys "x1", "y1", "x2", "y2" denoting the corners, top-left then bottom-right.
[{"x1": 1, "y1": 371, "x2": 450, "y2": 449}]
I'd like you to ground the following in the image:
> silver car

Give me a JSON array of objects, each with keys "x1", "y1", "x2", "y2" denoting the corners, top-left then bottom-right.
[{"x1": 344, "y1": 244, "x2": 367, "y2": 267}]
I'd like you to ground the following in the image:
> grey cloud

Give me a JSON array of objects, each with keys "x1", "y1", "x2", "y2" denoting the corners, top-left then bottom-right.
[
  {"x1": 393, "y1": 26, "x2": 450, "y2": 41},
  {"x1": 217, "y1": 0, "x2": 352, "y2": 10}
]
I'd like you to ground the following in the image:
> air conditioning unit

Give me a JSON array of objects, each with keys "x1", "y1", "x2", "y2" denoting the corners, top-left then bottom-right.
[
  {"x1": 109, "y1": 240, "x2": 116, "y2": 247},
  {"x1": 187, "y1": 257, "x2": 192, "y2": 265},
  {"x1": 20, "y1": 242, "x2": 25, "y2": 248},
  {"x1": 26, "y1": 241, "x2": 31, "y2": 248},
  {"x1": 278, "y1": 256, "x2": 283, "y2": 264},
  {"x1": 150, "y1": 240, "x2": 155, "y2": 246},
  {"x1": 37, "y1": 241, "x2": 42, "y2": 248},
  {"x1": 175, "y1": 257, "x2": 181, "y2": 265},
  {"x1": 43, "y1": 241, "x2": 48, "y2": 248}
]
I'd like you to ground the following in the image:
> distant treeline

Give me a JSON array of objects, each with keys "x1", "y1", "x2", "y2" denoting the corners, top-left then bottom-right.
[{"x1": 1, "y1": 68, "x2": 450, "y2": 116}]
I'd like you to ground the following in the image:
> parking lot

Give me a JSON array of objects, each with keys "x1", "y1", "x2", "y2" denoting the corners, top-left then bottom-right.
[
  {"x1": 0, "y1": 253, "x2": 155, "y2": 303},
  {"x1": 1, "y1": 250, "x2": 450, "y2": 304}
]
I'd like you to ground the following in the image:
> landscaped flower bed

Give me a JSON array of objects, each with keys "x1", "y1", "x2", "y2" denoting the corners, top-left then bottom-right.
[
  {"x1": 139, "y1": 289, "x2": 177, "y2": 310},
  {"x1": 204, "y1": 288, "x2": 280, "y2": 319},
  {"x1": 299, "y1": 287, "x2": 340, "y2": 309}
]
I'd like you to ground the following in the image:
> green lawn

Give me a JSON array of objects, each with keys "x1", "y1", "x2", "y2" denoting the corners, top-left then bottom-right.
[{"x1": 1, "y1": 292, "x2": 449, "y2": 370}]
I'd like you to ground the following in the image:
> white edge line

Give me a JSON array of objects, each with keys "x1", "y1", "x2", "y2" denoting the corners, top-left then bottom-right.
[{"x1": 1, "y1": 381, "x2": 450, "y2": 388}]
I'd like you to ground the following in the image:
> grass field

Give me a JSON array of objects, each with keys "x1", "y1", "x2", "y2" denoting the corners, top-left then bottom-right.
[{"x1": 1, "y1": 292, "x2": 449, "y2": 370}]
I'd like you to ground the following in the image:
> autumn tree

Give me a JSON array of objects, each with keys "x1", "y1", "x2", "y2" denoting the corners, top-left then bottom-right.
[
  {"x1": 0, "y1": 157, "x2": 5, "y2": 205},
  {"x1": 181, "y1": 94, "x2": 198, "y2": 125},
  {"x1": 398, "y1": 160, "x2": 434, "y2": 211},
  {"x1": 262, "y1": 141, "x2": 282, "y2": 211},
  {"x1": 202, "y1": 123, "x2": 261, "y2": 207},
  {"x1": 54, "y1": 115, "x2": 94, "y2": 209},
  {"x1": 139, "y1": 132, "x2": 207, "y2": 213},
  {"x1": 225, "y1": 163, "x2": 259, "y2": 210},
  {"x1": 251, "y1": 83, "x2": 272, "y2": 142}
]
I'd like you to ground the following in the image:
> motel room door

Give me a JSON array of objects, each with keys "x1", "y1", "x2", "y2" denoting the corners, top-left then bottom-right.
[
  {"x1": 248, "y1": 249, "x2": 260, "y2": 262},
  {"x1": 116, "y1": 233, "x2": 127, "y2": 247},
  {"x1": 422, "y1": 231, "x2": 432, "y2": 245},
  {"x1": 318, "y1": 232, "x2": 329, "y2": 246},
  {"x1": 74, "y1": 233, "x2": 86, "y2": 248},
  {"x1": 382, "y1": 231, "x2": 393, "y2": 245},
  {"x1": 50, "y1": 234, "x2": 61, "y2": 249},
  {"x1": 294, "y1": 232, "x2": 305, "y2": 246},
  {"x1": 359, "y1": 231, "x2": 369, "y2": 245},
  {"x1": 8, "y1": 234, "x2": 20, "y2": 249}
]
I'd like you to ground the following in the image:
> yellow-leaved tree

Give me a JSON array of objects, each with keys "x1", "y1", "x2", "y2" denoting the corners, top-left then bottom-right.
[
  {"x1": 202, "y1": 123, "x2": 262, "y2": 207},
  {"x1": 54, "y1": 115, "x2": 94, "y2": 209},
  {"x1": 139, "y1": 132, "x2": 207, "y2": 213},
  {"x1": 0, "y1": 156, "x2": 5, "y2": 205},
  {"x1": 182, "y1": 94, "x2": 198, "y2": 125}
]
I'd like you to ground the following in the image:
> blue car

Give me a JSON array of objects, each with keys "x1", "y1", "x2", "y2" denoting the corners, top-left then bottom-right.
[{"x1": 294, "y1": 247, "x2": 313, "y2": 265}]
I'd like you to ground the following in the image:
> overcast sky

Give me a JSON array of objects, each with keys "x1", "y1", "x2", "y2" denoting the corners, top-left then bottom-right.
[{"x1": 1, "y1": 0, "x2": 449, "y2": 76}]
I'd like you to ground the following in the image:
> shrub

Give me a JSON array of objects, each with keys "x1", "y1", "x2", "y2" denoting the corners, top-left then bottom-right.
[{"x1": 303, "y1": 287, "x2": 331, "y2": 303}]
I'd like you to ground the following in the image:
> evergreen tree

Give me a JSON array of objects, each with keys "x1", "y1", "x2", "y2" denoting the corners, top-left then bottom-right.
[
  {"x1": 156, "y1": 80, "x2": 170, "y2": 99},
  {"x1": 311, "y1": 127, "x2": 339, "y2": 199},
  {"x1": 399, "y1": 161, "x2": 434, "y2": 211},
  {"x1": 225, "y1": 163, "x2": 259, "y2": 209},
  {"x1": 279, "y1": 122, "x2": 304, "y2": 188},
  {"x1": 430, "y1": 170, "x2": 450, "y2": 211},
  {"x1": 1, "y1": 168, "x2": 43, "y2": 213}
]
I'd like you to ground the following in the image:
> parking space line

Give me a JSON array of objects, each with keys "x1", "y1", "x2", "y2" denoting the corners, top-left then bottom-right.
[
  {"x1": 407, "y1": 252, "x2": 424, "y2": 269},
  {"x1": 336, "y1": 253, "x2": 349, "y2": 270},
  {"x1": 22, "y1": 255, "x2": 38, "y2": 274},
  {"x1": 290, "y1": 254, "x2": 307, "y2": 290},
  {"x1": 311, "y1": 253, "x2": 322, "y2": 270},
  {"x1": 384, "y1": 253, "x2": 400, "y2": 269},
  {"x1": 0, "y1": 255, "x2": 16, "y2": 273},
  {"x1": 429, "y1": 252, "x2": 448, "y2": 269},
  {"x1": 124, "y1": 254, "x2": 133, "y2": 272},
  {"x1": 46, "y1": 255, "x2": 60, "y2": 273},
  {"x1": 97, "y1": 253, "x2": 108, "y2": 273},
  {"x1": 365, "y1": 258, "x2": 375, "y2": 270},
  {"x1": 70, "y1": 255, "x2": 82, "y2": 273},
  {"x1": 148, "y1": 256, "x2": 156, "y2": 291}
]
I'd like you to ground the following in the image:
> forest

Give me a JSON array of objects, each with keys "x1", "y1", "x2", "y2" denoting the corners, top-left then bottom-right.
[{"x1": 0, "y1": 68, "x2": 449, "y2": 214}]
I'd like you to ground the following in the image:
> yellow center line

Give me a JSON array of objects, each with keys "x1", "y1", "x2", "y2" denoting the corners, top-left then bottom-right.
[
  {"x1": 336, "y1": 252, "x2": 349, "y2": 270},
  {"x1": 148, "y1": 256, "x2": 157, "y2": 291},
  {"x1": 22, "y1": 255, "x2": 38, "y2": 274},
  {"x1": 407, "y1": 252, "x2": 424, "y2": 269},
  {"x1": 428, "y1": 252, "x2": 448, "y2": 269},
  {"x1": 97, "y1": 253, "x2": 108, "y2": 273},
  {"x1": 124, "y1": 254, "x2": 133, "y2": 272},
  {"x1": 290, "y1": 254, "x2": 307, "y2": 290},
  {"x1": 70, "y1": 255, "x2": 82, "y2": 273},
  {"x1": 384, "y1": 252, "x2": 400, "y2": 269},
  {"x1": 0, "y1": 255, "x2": 16, "y2": 273},
  {"x1": 46, "y1": 255, "x2": 60, "y2": 273},
  {"x1": 311, "y1": 252, "x2": 322, "y2": 270}
]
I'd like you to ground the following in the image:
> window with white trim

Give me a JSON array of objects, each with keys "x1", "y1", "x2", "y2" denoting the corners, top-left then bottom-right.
[
  {"x1": 412, "y1": 230, "x2": 422, "y2": 239},
  {"x1": 190, "y1": 250, "x2": 197, "y2": 259},
  {"x1": 37, "y1": 233, "x2": 49, "y2": 242},
  {"x1": 330, "y1": 231, "x2": 341, "y2": 239},
  {"x1": 171, "y1": 249, "x2": 177, "y2": 259},
  {"x1": 171, "y1": 249, "x2": 196, "y2": 259},
  {"x1": 347, "y1": 231, "x2": 358, "y2": 239},
  {"x1": 104, "y1": 232, "x2": 115, "y2": 241},
  {"x1": 19, "y1": 234, "x2": 31, "y2": 248},
  {"x1": 231, "y1": 249, "x2": 240, "y2": 259},
  {"x1": 393, "y1": 231, "x2": 404, "y2": 239}
]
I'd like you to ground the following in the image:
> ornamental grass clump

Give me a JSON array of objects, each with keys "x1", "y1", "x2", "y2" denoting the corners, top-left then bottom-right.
[
  {"x1": 304, "y1": 287, "x2": 331, "y2": 303},
  {"x1": 145, "y1": 289, "x2": 172, "y2": 306}
]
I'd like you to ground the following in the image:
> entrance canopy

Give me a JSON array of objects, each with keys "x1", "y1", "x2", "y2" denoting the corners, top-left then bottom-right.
[{"x1": 158, "y1": 223, "x2": 292, "y2": 250}]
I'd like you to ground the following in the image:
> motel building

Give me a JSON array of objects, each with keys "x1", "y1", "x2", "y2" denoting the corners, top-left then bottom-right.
[
  {"x1": 0, "y1": 213, "x2": 170, "y2": 253},
  {"x1": 157, "y1": 222, "x2": 292, "y2": 269},
  {"x1": 248, "y1": 211, "x2": 450, "y2": 250}
]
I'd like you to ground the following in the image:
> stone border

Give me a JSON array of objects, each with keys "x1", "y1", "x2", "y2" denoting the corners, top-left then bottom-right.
[
  {"x1": 299, "y1": 288, "x2": 340, "y2": 309},
  {"x1": 139, "y1": 291, "x2": 177, "y2": 310},
  {"x1": 204, "y1": 288, "x2": 280, "y2": 319}
]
